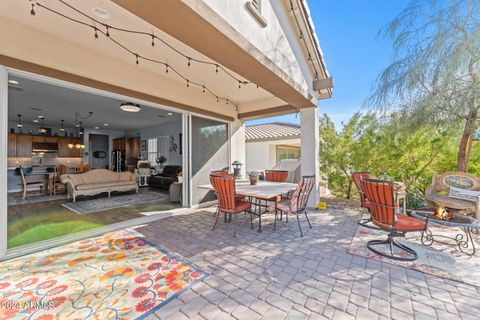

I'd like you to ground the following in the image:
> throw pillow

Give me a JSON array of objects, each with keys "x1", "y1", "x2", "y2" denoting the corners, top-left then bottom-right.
[{"x1": 449, "y1": 186, "x2": 480, "y2": 202}]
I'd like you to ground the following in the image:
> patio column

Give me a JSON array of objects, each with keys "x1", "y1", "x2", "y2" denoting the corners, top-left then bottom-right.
[
  {"x1": 300, "y1": 107, "x2": 320, "y2": 209},
  {"x1": 230, "y1": 119, "x2": 246, "y2": 177}
]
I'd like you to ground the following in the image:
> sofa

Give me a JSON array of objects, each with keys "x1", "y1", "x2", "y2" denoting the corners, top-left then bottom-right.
[
  {"x1": 60, "y1": 169, "x2": 137, "y2": 202},
  {"x1": 425, "y1": 172, "x2": 480, "y2": 218},
  {"x1": 149, "y1": 165, "x2": 182, "y2": 190}
]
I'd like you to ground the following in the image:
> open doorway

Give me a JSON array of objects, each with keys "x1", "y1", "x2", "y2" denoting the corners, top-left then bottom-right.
[
  {"x1": 6, "y1": 72, "x2": 184, "y2": 251},
  {"x1": 89, "y1": 134, "x2": 109, "y2": 169}
]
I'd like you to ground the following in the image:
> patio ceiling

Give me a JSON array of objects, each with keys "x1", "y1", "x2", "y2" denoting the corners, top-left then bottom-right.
[{"x1": 0, "y1": 0, "x2": 295, "y2": 120}]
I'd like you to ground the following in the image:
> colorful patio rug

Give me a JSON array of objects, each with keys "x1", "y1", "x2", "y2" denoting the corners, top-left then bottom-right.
[
  {"x1": 349, "y1": 214, "x2": 480, "y2": 287},
  {"x1": 0, "y1": 229, "x2": 207, "y2": 319}
]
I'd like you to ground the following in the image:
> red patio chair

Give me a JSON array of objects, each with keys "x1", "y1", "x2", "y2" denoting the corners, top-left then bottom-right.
[
  {"x1": 352, "y1": 172, "x2": 379, "y2": 229},
  {"x1": 361, "y1": 179, "x2": 427, "y2": 261},
  {"x1": 273, "y1": 176, "x2": 315, "y2": 237},
  {"x1": 264, "y1": 170, "x2": 289, "y2": 220},
  {"x1": 210, "y1": 170, "x2": 230, "y2": 177},
  {"x1": 265, "y1": 170, "x2": 289, "y2": 183},
  {"x1": 210, "y1": 174, "x2": 252, "y2": 236}
]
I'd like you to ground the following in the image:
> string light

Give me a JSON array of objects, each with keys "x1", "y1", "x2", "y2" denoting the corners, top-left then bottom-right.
[
  {"x1": 30, "y1": 3, "x2": 35, "y2": 16},
  {"x1": 187, "y1": 58, "x2": 191, "y2": 67},
  {"x1": 151, "y1": 33, "x2": 155, "y2": 47},
  {"x1": 202, "y1": 85, "x2": 205, "y2": 93},
  {"x1": 31, "y1": 0, "x2": 240, "y2": 110},
  {"x1": 51, "y1": 0, "x2": 251, "y2": 87},
  {"x1": 105, "y1": 25, "x2": 110, "y2": 37},
  {"x1": 94, "y1": 26, "x2": 98, "y2": 39}
]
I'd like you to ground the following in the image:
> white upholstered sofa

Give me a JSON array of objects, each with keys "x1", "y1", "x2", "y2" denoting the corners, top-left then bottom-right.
[{"x1": 60, "y1": 169, "x2": 137, "y2": 202}]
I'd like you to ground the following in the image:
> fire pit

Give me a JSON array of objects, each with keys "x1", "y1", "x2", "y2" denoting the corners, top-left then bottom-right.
[
  {"x1": 412, "y1": 207, "x2": 480, "y2": 256},
  {"x1": 434, "y1": 207, "x2": 453, "y2": 221}
]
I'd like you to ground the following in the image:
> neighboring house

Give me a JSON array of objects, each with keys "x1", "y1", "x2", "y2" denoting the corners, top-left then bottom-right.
[
  {"x1": 245, "y1": 122, "x2": 301, "y2": 171},
  {"x1": 0, "y1": 0, "x2": 332, "y2": 258}
]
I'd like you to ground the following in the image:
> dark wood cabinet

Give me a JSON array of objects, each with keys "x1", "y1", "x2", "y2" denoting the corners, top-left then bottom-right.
[
  {"x1": 15, "y1": 134, "x2": 33, "y2": 157},
  {"x1": 8, "y1": 133, "x2": 16, "y2": 157},
  {"x1": 129, "y1": 137, "x2": 141, "y2": 159},
  {"x1": 113, "y1": 138, "x2": 127, "y2": 151},
  {"x1": 8, "y1": 134, "x2": 82, "y2": 158}
]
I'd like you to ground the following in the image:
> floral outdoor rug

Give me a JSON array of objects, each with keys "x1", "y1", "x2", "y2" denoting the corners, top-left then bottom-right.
[
  {"x1": 0, "y1": 229, "x2": 207, "y2": 319},
  {"x1": 349, "y1": 214, "x2": 480, "y2": 287},
  {"x1": 62, "y1": 190, "x2": 169, "y2": 214}
]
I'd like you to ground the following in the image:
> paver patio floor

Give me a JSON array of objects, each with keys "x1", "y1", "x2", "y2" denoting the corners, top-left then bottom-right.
[{"x1": 135, "y1": 199, "x2": 480, "y2": 320}]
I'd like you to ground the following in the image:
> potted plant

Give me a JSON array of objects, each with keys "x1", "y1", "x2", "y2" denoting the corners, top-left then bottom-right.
[
  {"x1": 177, "y1": 171, "x2": 183, "y2": 184},
  {"x1": 247, "y1": 171, "x2": 259, "y2": 185}
]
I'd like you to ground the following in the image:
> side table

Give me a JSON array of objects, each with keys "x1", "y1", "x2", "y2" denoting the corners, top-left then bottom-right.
[{"x1": 169, "y1": 182, "x2": 182, "y2": 204}]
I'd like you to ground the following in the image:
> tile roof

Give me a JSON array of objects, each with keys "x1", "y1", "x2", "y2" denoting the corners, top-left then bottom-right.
[{"x1": 245, "y1": 122, "x2": 301, "y2": 141}]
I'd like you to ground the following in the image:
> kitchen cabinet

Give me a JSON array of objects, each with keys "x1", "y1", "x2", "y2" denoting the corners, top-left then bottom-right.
[
  {"x1": 15, "y1": 134, "x2": 33, "y2": 157},
  {"x1": 8, "y1": 133, "x2": 16, "y2": 157},
  {"x1": 57, "y1": 137, "x2": 83, "y2": 158},
  {"x1": 113, "y1": 138, "x2": 127, "y2": 151},
  {"x1": 129, "y1": 137, "x2": 141, "y2": 159}
]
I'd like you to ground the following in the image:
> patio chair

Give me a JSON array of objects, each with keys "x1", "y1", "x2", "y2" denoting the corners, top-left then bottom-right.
[
  {"x1": 264, "y1": 170, "x2": 289, "y2": 220},
  {"x1": 210, "y1": 174, "x2": 252, "y2": 236},
  {"x1": 361, "y1": 179, "x2": 427, "y2": 261},
  {"x1": 265, "y1": 170, "x2": 289, "y2": 183},
  {"x1": 273, "y1": 176, "x2": 315, "y2": 237},
  {"x1": 352, "y1": 172, "x2": 379, "y2": 229}
]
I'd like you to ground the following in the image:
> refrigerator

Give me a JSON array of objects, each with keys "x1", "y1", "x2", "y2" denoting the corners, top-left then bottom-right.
[{"x1": 111, "y1": 150, "x2": 126, "y2": 172}]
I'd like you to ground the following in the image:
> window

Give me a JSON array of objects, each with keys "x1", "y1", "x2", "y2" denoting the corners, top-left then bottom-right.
[
  {"x1": 276, "y1": 145, "x2": 301, "y2": 163},
  {"x1": 251, "y1": 0, "x2": 261, "y2": 11},
  {"x1": 147, "y1": 136, "x2": 169, "y2": 165},
  {"x1": 246, "y1": 0, "x2": 267, "y2": 27}
]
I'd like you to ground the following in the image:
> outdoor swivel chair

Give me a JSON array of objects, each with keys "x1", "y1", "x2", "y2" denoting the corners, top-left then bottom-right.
[
  {"x1": 361, "y1": 179, "x2": 427, "y2": 261},
  {"x1": 352, "y1": 172, "x2": 379, "y2": 229}
]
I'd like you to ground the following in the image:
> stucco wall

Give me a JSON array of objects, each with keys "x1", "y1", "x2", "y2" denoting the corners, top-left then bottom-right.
[
  {"x1": 202, "y1": 0, "x2": 314, "y2": 95},
  {"x1": 245, "y1": 137, "x2": 300, "y2": 171}
]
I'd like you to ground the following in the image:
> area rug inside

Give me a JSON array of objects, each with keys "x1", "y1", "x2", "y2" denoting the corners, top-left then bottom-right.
[
  {"x1": 0, "y1": 229, "x2": 207, "y2": 319},
  {"x1": 8, "y1": 193, "x2": 67, "y2": 206},
  {"x1": 349, "y1": 214, "x2": 480, "y2": 287},
  {"x1": 62, "y1": 190, "x2": 169, "y2": 214}
]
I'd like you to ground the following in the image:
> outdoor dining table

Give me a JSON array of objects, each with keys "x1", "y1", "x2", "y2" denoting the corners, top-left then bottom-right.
[{"x1": 198, "y1": 180, "x2": 298, "y2": 232}]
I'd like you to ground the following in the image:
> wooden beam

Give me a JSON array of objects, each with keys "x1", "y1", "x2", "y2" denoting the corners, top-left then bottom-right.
[{"x1": 238, "y1": 105, "x2": 296, "y2": 120}]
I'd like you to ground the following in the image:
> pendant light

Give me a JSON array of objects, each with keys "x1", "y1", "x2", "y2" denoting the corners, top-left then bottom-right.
[
  {"x1": 16, "y1": 114, "x2": 23, "y2": 128},
  {"x1": 39, "y1": 116, "x2": 47, "y2": 134},
  {"x1": 60, "y1": 120, "x2": 65, "y2": 132}
]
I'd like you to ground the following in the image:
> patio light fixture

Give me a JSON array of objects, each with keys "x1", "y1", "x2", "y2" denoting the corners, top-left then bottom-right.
[
  {"x1": 120, "y1": 102, "x2": 141, "y2": 113},
  {"x1": 38, "y1": 116, "x2": 47, "y2": 134}
]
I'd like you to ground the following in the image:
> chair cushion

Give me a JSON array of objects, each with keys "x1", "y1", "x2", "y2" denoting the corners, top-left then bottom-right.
[
  {"x1": 75, "y1": 181, "x2": 136, "y2": 191},
  {"x1": 394, "y1": 214, "x2": 426, "y2": 231},
  {"x1": 118, "y1": 171, "x2": 133, "y2": 182}
]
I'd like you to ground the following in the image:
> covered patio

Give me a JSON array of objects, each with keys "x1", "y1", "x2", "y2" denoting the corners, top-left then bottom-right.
[{"x1": 2, "y1": 200, "x2": 478, "y2": 320}]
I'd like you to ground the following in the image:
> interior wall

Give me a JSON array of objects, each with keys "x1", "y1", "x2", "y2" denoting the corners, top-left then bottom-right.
[{"x1": 126, "y1": 119, "x2": 182, "y2": 166}]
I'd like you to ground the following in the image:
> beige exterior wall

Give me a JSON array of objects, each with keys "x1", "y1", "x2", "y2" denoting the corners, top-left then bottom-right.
[
  {"x1": 245, "y1": 138, "x2": 301, "y2": 171},
  {"x1": 202, "y1": 0, "x2": 315, "y2": 98}
]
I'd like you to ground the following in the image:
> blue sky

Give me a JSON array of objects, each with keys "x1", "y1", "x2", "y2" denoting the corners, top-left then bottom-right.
[{"x1": 247, "y1": 0, "x2": 409, "y2": 128}]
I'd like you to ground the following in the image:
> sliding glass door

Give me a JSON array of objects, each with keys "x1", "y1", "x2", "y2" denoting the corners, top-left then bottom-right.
[{"x1": 189, "y1": 115, "x2": 229, "y2": 206}]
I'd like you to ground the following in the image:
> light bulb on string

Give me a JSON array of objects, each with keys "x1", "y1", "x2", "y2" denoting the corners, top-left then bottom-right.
[
  {"x1": 151, "y1": 33, "x2": 155, "y2": 47},
  {"x1": 30, "y1": 3, "x2": 35, "y2": 16},
  {"x1": 106, "y1": 25, "x2": 110, "y2": 37},
  {"x1": 187, "y1": 58, "x2": 191, "y2": 67}
]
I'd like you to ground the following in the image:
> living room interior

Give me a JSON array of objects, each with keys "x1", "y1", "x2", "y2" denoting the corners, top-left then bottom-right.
[{"x1": 7, "y1": 73, "x2": 184, "y2": 249}]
